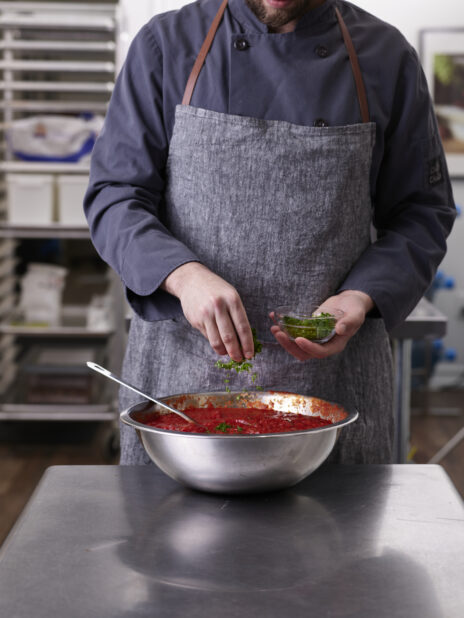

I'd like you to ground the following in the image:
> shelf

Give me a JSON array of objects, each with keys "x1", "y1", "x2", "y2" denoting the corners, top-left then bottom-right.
[
  {"x1": 0, "y1": 0, "x2": 123, "y2": 422},
  {"x1": 0, "y1": 361, "x2": 16, "y2": 394},
  {"x1": 1, "y1": 301, "x2": 115, "y2": 338},
  {"x1": 0, "y1": 223, "x2": 89, "y2": 239},
  {"x1": 0, "y1": 359, "x2": 118, "y2": 419},
  {"x1": 1, "y1": 301, "x2": 115, "y2": 337},
  {"x1": 0, "y1": 393, "x2": 117, "y2": 419},
  {"x1": 0, "y1": 276, "x2": 14, "y2": 298},
  {"x1": 0, "y1": 256, "x2": 16, "y2": 277},
  {"x1": 0, "y1": 341, "x2": 17, "y2": 371},
  {"x1": 0, "y1": 15, "x2": 115, "y2": 31},
  {"x1": 0, "y1": 60, "x2": 115, "y2": 73},
  {"x1": 0, "y1": 80, "x2": 114, "y2": 93},
  {"x1": 0, "y1": 333, "x2": 14, "y2": 351},
  {"x1": 0, "y1": 2, "x2": 116, "y2": 14},
  {"x1": 0, "y1": 324, "x2": 113, "y2": 338},
  {"x1": 0, "y1": 406, "x2": 117, "y2": 421},
  {"x1": 0, "y1": 238, "x2": 15, "y2": 259},
  {"x1": 0, "y1": 40, "x2": 116, "y2": 52},
  {"x1": 0, "y1": 294, "x2": 14, "y2": 318},
  {"x1": 0, "y1": 162, "x2": 90, "y2": 174},
  {"x1": 0, "y1": 100, "x2": 109, "y2": 114}
]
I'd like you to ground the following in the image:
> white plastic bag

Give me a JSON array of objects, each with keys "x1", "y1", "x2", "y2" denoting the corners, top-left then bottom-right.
[
  {"x1": 19, "y1": 263, "x2": 68, "y2": 326},
  {"x1": 7, "y1": 115, "x2": 104, "y2": 163},
  {"x1": 86, "y1": 294, "x2": 114, "y2": 331}
]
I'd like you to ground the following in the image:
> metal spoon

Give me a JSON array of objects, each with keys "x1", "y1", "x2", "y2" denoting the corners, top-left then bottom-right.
[{"x1": 86, "y1": 362, "x2": 203, "y2": 427}]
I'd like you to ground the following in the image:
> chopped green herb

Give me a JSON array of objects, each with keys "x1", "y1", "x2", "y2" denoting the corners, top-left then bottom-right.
[
  {"x1": 215, "y1": 422, "x2": 233, "y2": 433},
  {"x1": 215, "y1": 328, "x2": 262, "y2": 373},
  {"x1": 215, "y1": 328, "x2": 263, "y2": 391},
  {"x1": 215, "y1": 359, "x2": 253, "y2": 373},
  {"x1": 283, "y1": 312, "x2": 336, "y2": 341},
  {"x1": 214, "y1": 422, "x2": 245, "y2": 434}
]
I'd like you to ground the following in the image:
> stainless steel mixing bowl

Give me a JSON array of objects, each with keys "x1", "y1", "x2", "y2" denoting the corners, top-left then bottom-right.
[{"x1": 120, "y1": 391, "x2": 358, "y2": 494}]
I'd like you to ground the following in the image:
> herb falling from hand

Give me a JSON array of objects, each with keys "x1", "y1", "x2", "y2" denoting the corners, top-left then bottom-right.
[{"x1": 215, "y1": 327, "x2": 263, "y2": 391}]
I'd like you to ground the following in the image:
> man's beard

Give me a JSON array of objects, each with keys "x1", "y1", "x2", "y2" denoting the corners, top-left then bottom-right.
[{"x1": 245, "y1": 0, "x2": 316, "y2": 30}]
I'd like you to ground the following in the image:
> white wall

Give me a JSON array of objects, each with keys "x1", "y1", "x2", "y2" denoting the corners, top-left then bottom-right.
[
  {"x1": 354, "y1": 0, "x2": 464, "y2": 50},
  {"x1": 117, "y1": 0, "x2": 189, "y2": 69},
  {"x1": 119, "y1": 0, "x2": 464, "y2": 51}
]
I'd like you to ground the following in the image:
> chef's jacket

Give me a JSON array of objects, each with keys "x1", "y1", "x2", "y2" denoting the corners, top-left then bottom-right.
[{"x1": 84, "y1": 0, "x2": 456, "y2": 331}]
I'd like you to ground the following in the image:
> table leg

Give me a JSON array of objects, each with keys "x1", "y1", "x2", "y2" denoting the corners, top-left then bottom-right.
[{"x1": 392, "y1": 338, "x2": 412, "y2": 463}]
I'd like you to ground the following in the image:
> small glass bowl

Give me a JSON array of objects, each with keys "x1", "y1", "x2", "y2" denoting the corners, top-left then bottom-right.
[{"x1": 274, "y1": 306, "x2": 343, "y2": 343}]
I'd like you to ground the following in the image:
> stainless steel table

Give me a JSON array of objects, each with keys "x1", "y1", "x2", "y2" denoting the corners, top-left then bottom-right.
[
  {"x1": 1, "y1": 464, "x2": 463, "y2": 618},
  {"x1": 390, "y1": 298, "x2": 447, "y2": 462}
]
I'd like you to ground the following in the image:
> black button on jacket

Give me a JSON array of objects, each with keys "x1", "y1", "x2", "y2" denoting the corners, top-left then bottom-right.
[
  {"x1": 315, "y1": 44, "x2": 329, "y2": 57},
  {"x1": 234, "y1": 37, "x2": 249, "y2": 50}
]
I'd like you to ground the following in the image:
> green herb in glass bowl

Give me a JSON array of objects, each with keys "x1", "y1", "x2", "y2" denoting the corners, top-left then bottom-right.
[{"x1": 275, "y1": 307, "x2": 342, "y2": 343}]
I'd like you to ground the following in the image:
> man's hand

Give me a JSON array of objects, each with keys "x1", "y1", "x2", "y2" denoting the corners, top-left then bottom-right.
[
  {"x1": 270, "y1": 290, "x2": 374, "y2": 361},
  {"x1": 162, "y1": 262, "x2": 254, "y2": 362}
]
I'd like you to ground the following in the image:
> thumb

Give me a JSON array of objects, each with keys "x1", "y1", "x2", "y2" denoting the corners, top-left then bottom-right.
[{"x1": 336, "y1": 315, "x2": 360, "y2": 337}]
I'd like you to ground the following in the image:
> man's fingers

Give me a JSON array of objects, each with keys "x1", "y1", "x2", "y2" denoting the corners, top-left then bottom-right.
[
  {"x1": 229, "y1": 300, "x2": 254, "y2": 359},
  {"x1": 335, "y1": 314, "x2": 361, "y2": 337},
  {"x1": 214, "y1": 301, "x2": 244, "y2": 361},
  {"x1": 294, "y1": 335, "x2": 348, "y2": 358},
  {"x1": 204, "y1": 320, "x2": 227, "y2": 356},
  {"x1": 270, "y1": 326, "x2": 310, "y2": 361},
  {"x1": 271, "y1": 325, "x2": 350, "y2": 360}
]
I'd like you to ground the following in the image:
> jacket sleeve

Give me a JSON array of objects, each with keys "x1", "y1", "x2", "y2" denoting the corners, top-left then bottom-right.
[
  {"x1": 339, "y1": 46, "x2": 456, "y2": 331},
  {"x1": 84, "y1": 24, "x2": 198, "y2": 321}
]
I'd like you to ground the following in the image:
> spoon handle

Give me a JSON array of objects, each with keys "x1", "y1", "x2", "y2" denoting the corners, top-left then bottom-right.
[{"x1": 86, "y1": 362, "x2": 198, "y2": 424}]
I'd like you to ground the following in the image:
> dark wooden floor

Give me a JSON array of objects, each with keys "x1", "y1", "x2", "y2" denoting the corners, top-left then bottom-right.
[
  {"x1": 1, "y1": 394, "x2": 463, "y2": 547},
  {"x1": 0, "y1": 421, "x2": 119, "y2": 546},
  {"x1": 409, "y1": 388, "x2": 464, "y2": 497}
]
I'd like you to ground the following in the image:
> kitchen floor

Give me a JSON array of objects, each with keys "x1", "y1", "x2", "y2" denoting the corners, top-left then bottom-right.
[
  {"x1": 0, "y1": 421, "x2": 119, "y2": 546},
  {"x1": 1, "y1": 392, "x2": 463, "y2": 547}
]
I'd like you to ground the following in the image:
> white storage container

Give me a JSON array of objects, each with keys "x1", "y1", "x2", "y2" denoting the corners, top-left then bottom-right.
[
  {"x1": 57, "y1": 175, "x2": 89, "y2": 226},
  {"x1": 6, "y1": 174, "x2": 54, "y2": 225}
]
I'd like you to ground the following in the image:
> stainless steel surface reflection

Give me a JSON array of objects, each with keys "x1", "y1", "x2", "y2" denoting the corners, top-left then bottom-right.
[
  {"x1": 120, "y1": 391, "x2": 358, "y2": 493},
  {"x1": 0, "y1": 466, "x2": 463, "y2": 618},
  {"x1": 117, "y1": 489, "x2": 341, "y2": 592}
]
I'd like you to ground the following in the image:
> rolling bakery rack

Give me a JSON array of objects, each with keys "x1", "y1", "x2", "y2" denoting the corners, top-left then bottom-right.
[{"x1": 0, "y1": 1, "x2": 124, "y2": 454}]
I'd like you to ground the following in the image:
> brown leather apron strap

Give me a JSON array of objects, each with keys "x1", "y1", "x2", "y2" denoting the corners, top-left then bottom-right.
[
  {"x1": 334, "y1": 6, "x2": 370, "y2": 123},
  {"x1": 182, "y1": 0, "x2": 228, "y2": 105},
  {"x1": 182, "y1": 1, "x2": 370, "y2": 124}
]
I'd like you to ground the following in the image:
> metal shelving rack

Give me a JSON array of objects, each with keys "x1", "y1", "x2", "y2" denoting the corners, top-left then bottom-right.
[{"x1": 0, "y1": 1, "x2": 122, "y2": 428}]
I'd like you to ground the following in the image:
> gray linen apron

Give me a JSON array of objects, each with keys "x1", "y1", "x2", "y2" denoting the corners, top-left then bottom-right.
[{"x1": 120, "y1": 1, "x2": 393, "y2": 465}]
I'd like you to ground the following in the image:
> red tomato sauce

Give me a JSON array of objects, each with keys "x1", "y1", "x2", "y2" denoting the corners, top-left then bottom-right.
[{"x1": 143, "y1": 406, "x2": 333, "y2": 434}]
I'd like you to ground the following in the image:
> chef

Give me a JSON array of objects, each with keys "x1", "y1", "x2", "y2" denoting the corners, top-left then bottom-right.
[{"x1": 85, "y1": 0, "x2": 455, "y2": 464}]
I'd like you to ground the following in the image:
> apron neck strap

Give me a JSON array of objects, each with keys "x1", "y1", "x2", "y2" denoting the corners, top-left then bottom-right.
[
  {"x1": 182, "y1": 0, "x2": 228, "y2": 106},
  {"x1": 334, "y1": 6, "x2": 370, "y2": 123},
  {"x1": 182, "y1": 0, "x2": 370, "y2": 124}
]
